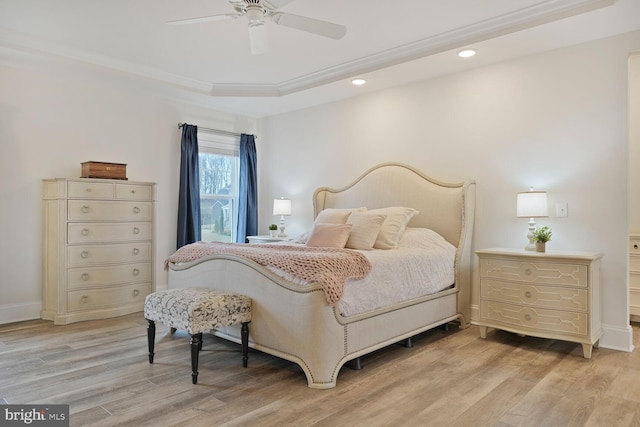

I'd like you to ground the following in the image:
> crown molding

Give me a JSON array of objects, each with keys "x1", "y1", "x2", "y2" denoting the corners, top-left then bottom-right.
[{"x1": 0, "y1": 0, "x2": 614, "y2": 98}]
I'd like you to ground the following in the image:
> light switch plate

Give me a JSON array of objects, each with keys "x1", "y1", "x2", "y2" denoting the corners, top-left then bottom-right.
[{"x1": 556, "y1": 202, "x2": 568, "y2": 217}]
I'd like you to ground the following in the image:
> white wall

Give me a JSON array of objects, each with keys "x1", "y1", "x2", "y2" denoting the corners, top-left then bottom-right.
[
  {"x1": 629, "y1": 53, "x2": 640, "y2": 232},
  {"x1": 258, "y1": 31, "x2": 640, "y2": 351},
  {"x1": 0, "y1": 57, "x2": 255, "y2": 323}
]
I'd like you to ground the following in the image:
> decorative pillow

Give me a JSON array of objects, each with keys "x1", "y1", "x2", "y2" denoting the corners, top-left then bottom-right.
[
  {"x1": 345, "y1": 212, "x2": 387, "y2": 250},
  {"x1": 369, "y1": 207, "x2": 419, "y2": 249},
  {"x1": 306, "y1": 223, "x2": 352, "y2": 248},
  {"x1": 314, "y1": 207, "x2": 367, "y2": 224}
]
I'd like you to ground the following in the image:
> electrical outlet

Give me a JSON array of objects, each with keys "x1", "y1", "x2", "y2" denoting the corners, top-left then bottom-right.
[{"x1": 556, "y1": 202, "x2": 568, "y2": 217}]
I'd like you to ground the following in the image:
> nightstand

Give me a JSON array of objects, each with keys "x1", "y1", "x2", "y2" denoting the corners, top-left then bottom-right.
[
  {"x1": 476, "y1": 248, "x2": 603, "y2": 358},
  {"x1": 246, "y1": 235, "x2": 290, "y2": 244}
]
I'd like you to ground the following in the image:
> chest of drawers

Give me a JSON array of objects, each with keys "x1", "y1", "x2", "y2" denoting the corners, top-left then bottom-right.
[
  {"x1": 476, "y1": 248, "x2": 602, "y2": 358},
  {"x1": 42, "y1": 178, "x2": 155, "y2": 324}
]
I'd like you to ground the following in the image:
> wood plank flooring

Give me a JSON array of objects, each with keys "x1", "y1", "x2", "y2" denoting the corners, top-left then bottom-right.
[{"x1": 1, "y1": 314, "x2": 639, "y2": 427}]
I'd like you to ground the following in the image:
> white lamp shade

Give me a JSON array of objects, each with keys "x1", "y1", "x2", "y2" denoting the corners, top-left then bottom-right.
[
  {"x1": 273, "y1": 198, "x2": 291, "y2": 216},
  {"x1": 516, "y1": 191, "x2": 548, "y2": 218}
]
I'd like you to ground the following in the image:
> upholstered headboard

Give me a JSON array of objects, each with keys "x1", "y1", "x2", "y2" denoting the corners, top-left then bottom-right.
[
  {"x1": 313, "y1": 162, "x2": 476, "y2": 323},
  {"x1": 313, "y1": 162, "x2": 475, "y2": 248}
]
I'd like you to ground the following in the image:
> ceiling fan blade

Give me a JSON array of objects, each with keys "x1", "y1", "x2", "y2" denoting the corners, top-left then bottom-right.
[
  {"x1": 167, "y1": 13, "x2": 241, "y2": 25},
  {"x1": 262, "y1": 0, "x2": 297, "y2": 9},
  {"x1": 271, "y1": 13, "x2": 346, "y2": 39}
]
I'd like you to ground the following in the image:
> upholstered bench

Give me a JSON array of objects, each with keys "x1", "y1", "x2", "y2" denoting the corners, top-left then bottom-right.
[{"x1": 144, "y1": 288, "x2": 252, "y2": 384}]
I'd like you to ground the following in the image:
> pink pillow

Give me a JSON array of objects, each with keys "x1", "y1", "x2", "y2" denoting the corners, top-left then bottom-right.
[
  {"x1": 306, "y1": 223, "x2": 352, "y2": 248},
  {"x1": 345, "y1": 212, "x2": 387, "y2": 250},
  {"x1": 314, "y1": 207, "x2": 367, "y2": 224}
]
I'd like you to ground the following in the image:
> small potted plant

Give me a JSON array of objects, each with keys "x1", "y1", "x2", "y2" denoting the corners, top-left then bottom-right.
[
  {"x1": 532, "y1": 226, "x2": 552, "y2": 252},
  {"x1": 269, "y1": 224, "x2": 278, "y2": 238}
]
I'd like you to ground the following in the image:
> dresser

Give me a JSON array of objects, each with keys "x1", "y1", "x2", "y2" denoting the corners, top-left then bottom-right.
[
  {"x1": 42, "y1": 178, "x2": 155, "y2": 324},
  {"x1": 476, "y1": 248, "x2": 602, "y2": 358},
  {"x1": 630, "y1": 234, "x2": 640, "y2": 320}
]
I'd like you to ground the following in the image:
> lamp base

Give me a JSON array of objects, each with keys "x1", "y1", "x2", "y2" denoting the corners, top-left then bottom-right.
[{"x1": 524, "y1": 220, "x2": 536, "y2": 251}]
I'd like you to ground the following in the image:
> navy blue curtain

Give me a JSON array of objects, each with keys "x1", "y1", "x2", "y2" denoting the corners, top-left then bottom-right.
[
  {"x1": 176, "y1": 124, "x2": 201, "y2": 249},
  {"x1": 236, "y1": 133, "x2": 257, "y2": 243}
]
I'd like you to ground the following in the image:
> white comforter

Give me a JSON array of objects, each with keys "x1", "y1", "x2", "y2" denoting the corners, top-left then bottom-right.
[{"x1": 269, "y1": 228, "x2": 456, "y2": 317}]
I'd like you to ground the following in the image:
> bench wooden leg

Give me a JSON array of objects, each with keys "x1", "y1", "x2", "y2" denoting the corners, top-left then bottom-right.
[
  {"x1": 241, "y1": 321, "x2": 250, "y2": 368},
  {"x1": 190, "y1": 333, "x2": 202, "y2": 384},
  {"x1": 147, "y1": 320, "x2": 155, "y2": 364}
]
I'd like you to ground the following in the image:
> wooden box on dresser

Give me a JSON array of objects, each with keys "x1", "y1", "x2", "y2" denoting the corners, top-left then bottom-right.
[
  {"x1": 42, "y1": 178, "x2": 156, "y2": 325},
  {"x1": 476, "y1": 248, "x2": 603, "y2": 359},
  {"x1": 630, "y1": 234, "x2": 640, "y2": 321}
]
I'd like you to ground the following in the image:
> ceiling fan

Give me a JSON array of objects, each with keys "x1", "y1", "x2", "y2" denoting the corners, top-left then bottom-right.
[{"x1": 168, "y1": 0, "x2": 347, "y2": 55}]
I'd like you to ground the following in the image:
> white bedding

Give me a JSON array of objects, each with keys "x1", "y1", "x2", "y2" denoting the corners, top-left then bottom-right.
[{"x1": 268, "y1": 228, "x2": 456, "y2": 317}]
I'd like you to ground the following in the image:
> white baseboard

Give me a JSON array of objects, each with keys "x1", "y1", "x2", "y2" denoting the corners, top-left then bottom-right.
[
  {"x1": 600, "y1": 323, "x2": 635, "y2": 352},
  {"x1": 0, "y1": 302, "x2": 42, "y2": 325}
]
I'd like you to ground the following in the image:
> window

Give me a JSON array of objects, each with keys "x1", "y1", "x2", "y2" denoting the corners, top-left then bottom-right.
[{"x1": 198, "y1": 133, "x2": 240, "y2": 243}]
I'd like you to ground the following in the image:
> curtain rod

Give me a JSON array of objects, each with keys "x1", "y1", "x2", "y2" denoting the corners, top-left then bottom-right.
[{"x1": 178, "y1": 123, "x2": 246, "y2": 139}]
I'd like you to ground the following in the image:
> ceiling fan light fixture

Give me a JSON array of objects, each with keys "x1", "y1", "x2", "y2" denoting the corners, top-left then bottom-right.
[
  {"x1": 248, "y1": 22, "x2": 269, "y2": 54},
  {"x1": 246, "y1": 4, "x2": 264, "y2": 24}
]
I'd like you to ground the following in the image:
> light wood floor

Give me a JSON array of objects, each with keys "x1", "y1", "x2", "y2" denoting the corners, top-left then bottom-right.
[{"x1": 1, "y1": 315, "x2": 639, "y2": 427}]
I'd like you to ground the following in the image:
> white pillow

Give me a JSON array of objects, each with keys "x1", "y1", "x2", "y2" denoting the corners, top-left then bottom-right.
[
  {"x1": 314, "y1": 207, "x2": 367, "y2": 224},
  {"x1": 368, "y1": 207, "x2": 419, "y2": 249},
  {"x1": 306, "y1": 223, "x2": 352, "y2": 248},
  {"x1": 345, "y1": 212, "x2": 387, "y2": 250}
]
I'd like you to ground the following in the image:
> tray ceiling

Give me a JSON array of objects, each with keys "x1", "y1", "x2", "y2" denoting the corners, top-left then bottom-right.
[{"x1": 1, "y1": 0, "x2": 639, "y2": 117}]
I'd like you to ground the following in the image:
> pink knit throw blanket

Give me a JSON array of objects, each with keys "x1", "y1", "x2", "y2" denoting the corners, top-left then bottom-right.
[{"x1": 164, "y1": 242, "x2": 372, "y2": 305}]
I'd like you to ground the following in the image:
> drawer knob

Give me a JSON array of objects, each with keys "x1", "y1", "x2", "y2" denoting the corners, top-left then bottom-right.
[
  {"x1": 525, "y1": 291, "x2": 532, "y2": 298},
  {"x1": 81, "y1": 250, "x2": 89, "y2": 259},
  {"x1": 525, "y1": 268, "x2": 532, "y2": 276},
  {"x1": 133, "y1": 268, "x2": 140, "y2": 276},
  {"x1": 133, "y1": 289, "x2": 140, "y2": 297},
  {"x1": 81, "y1": 295, "x2": 89, "y2": 304},
  {"x1": 524, "y1": 314, "x2": 532, "y2": 321},
  {"x1": 133, "y1": 248, "x2": 140, "y2": 255},
  {"x1": 81, "y1": 228, "x2": 89, "y2": 236},
  {"x1": 133, "y1": 206, "x2": 141, "y2": 214},
  {"x1": 635, "y1": 244, "x2": 639, "y2": 250},
  {"x1": 81, "y1": 205, "x2": 90, "y2": 213},
  {"x1": 133, "y1": 227, "x2": 140, "y2": 234},
  {"x1": 131, "y1": 189, "x2": 136, "y2": 194},
  {"x1": 81, "y1": 273, "x2": 90, "y2": 281},
  {"x1": 85, "y1": 188, "x2": 92, "y2": 192}
]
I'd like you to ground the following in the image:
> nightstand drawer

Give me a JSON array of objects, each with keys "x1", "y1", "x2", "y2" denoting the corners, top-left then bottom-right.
[
  {"x1": 630, "y1": 272, "x2": 640, "y2": 290},
  {"x1": 630, "y1": 255, "x2": 640, "y2": 272},
  {"x1": 480, "y1": 300, "x2": 588, "y2": 336},
  {"x1": 481, "y1": 279, "x2": 587, "y2": 311},
  {"x1": 630, "y1": 237, "x2": 640, "y2": 255},
  {"x1": 479, "y1": 258, "x2": 587, "y2": 288}
]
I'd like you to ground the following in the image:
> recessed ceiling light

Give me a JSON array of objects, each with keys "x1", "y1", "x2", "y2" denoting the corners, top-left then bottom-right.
[
  {"x1": 351, "y1": 78, "x2": 366, "y2": 86},
  {"x1": 457, "y1": 49, "x2": 477, "y2": 58}
]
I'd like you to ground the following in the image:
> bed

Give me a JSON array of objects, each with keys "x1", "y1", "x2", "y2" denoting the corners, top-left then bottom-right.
[{"x1": 167, "y1": 162, "x2": 476, "y2": 389}]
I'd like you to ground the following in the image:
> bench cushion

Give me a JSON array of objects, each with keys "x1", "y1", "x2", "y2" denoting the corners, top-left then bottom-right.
[{"x1": 144, "y1": 288, "x2": 251, "y2": 334}]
